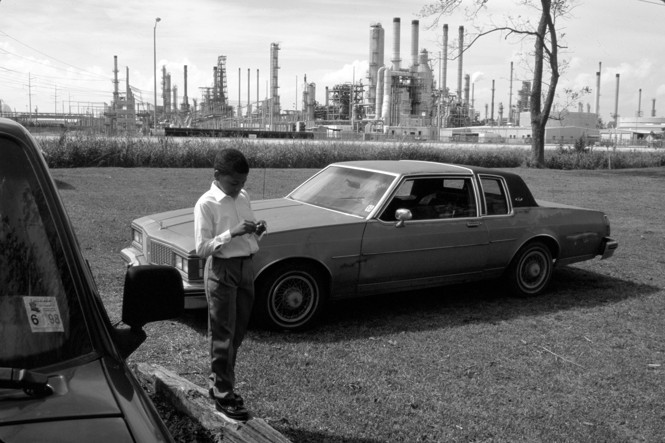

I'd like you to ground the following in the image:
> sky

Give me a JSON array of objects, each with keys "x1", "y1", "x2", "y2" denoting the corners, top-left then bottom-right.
[{"x1": 1, "y1": 0, "x2": 665, "y2": 124}]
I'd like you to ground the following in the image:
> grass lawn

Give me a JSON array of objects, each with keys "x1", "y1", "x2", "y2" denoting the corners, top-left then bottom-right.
[{"x1": 53, "y1": 165, "x2": 665, "y2": 443}]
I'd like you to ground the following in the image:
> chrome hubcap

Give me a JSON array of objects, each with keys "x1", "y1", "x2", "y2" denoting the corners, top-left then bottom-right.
[{"x1": 285, "y1": 289, "x2": 304, "y2": 309}]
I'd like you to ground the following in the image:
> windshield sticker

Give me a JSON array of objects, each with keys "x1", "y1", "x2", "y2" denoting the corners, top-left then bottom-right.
[
  {"x1": 364, "y1": 204, "x2": 375, "y2": 213},
  {"x1": 23, "y1": 296, "x2": 65, "y2": 333}
]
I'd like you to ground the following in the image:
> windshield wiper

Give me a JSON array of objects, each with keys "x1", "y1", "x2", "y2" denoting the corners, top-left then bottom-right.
[{"x1": 0, "y1": 367, "x2": 54, "y2": 397}]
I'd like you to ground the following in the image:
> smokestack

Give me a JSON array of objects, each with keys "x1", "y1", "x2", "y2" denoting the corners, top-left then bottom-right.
[
  {"x1": 113, "y1": 55, "x2": 119, "y2": 108},
  {"x1": 238, "y1": 67, "x2": 241, "y2": 117},
  {"x1": 595, "y1": 62, "x2": 601, "y2": 115},
  {"x1": 376, "y1": 67, "x2": 385, "y2": 119},
  {"x1": 183, "y1": 65, "x2": 188, "y2": 110},
  {"x1": 172, "y1": 86, "x2": 177, "y2": 113},
  {"x1": 638, "y1": 88, "x2": 642, "y2": 118},
  {"x1": 368, "y1": 23, "x2": 385, "y2": 114},
  {"x1": 247, "y1": 68, "x2": 250, "y2": 117},
  {"x1": 411, "y1": 20, "x2": 419, "y2": 71},
  {"x1": 464, "y1": 74, "x2": 470, "y2": 106},
  {"x1": 442, "y1": 24, "x2": 448, "y2": 96},
  {"x1": 491, "y1": 79, "x2": 495, "y2": 124},
  {"x1": 614, "y1": 73, "x2": 620, "y2": 127},
  {"x1": 457, "y1": 26, "x2": 464, "y2": 101},
  {"x1": 392, "y1": 18, "x2": 401, "y2": 70},
  {"x1": 213, "y1": 66, "x2": 218, "y2": 98},
  {"x1": 270, "y1": 43, "x2": 280, "y2": 119},
  {"x1": 652, "y1": 98, "x2": 657, "y2": 117}
]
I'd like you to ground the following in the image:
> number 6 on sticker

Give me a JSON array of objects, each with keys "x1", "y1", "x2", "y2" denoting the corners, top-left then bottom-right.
[{"x1": 23, "y1": 296, "x2": 65, "y2": 333}]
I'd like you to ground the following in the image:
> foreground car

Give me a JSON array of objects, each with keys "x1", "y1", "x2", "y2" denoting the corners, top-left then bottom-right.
[
  {"x1": 0, "y1": 118, "x2": 184, "y2": 442},
  {"x1": 121, "y1": 160, "x2": 617, "y2": 331}
]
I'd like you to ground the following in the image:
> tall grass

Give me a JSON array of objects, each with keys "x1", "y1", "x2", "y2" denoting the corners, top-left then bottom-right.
[{"x1": 37, "y1": 132, "x2": 665, "y2": 170}]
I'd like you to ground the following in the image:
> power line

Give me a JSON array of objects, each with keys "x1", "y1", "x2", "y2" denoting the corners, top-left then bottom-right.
[{"x1": 0, "y1": 29, "x2": 113, "y2": 81}]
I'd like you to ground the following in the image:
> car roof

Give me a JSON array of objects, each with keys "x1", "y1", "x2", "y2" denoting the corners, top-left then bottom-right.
[
  {"x1": 333, "y1": 160, "x2": 475, "y2": 176},
  {"x1": 333, "y1": 160, "x2": 525, "y2": 179},
  {"x1": 0, "y1": 117, "x2": 33, "y2": 141}
]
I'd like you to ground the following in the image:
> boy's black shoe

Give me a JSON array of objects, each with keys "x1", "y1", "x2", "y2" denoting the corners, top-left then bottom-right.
[
  {"x1": 214, "y1": 397, "x2": 249, "y2": 421},
  {"x1": 209, "y1": 389, "x2": 245, "y2": 407}
]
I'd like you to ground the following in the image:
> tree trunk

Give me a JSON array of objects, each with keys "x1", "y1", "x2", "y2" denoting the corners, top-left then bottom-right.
[
  {"x1": 528, "y1": 0, "x2": 552, "y2": 168},
  {"x1": 531, "y1": 120, "x2": 546, "y2": 167}
]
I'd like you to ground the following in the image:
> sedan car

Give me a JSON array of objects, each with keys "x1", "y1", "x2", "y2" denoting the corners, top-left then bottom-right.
[
  {"x1": 0, "y1": 118, "x2": 184, "y2": 442},
  {"x1": 121, "y1": 160, "x2": 617, "y2": 331}
]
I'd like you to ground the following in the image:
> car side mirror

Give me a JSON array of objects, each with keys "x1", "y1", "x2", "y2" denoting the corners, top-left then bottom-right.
[
  {"x1": 122, "y1": 265, "x2": 184, "y2": 328},
  {"x1": 395, "y1": 208, "x2": 412, "y2": 228},
  {"x1": 115, "y1": 265, "x2": 184, "y2": 358}
]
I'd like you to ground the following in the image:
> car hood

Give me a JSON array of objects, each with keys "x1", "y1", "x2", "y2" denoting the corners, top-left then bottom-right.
[
  {"x1": 136, "y1": 198, "x2": 363, "y2": 254},
  {"x1": 0, "y1": 358, "x2": 132, "y2": 441}
]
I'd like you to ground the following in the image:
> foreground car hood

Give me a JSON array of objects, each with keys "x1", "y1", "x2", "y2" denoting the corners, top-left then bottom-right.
[
  {"x1": 0, "y1": 359, "x2": 130, "y2": 441},
  {"x1": 136, "y1": 198, "x2": 363, "y2": 254}
]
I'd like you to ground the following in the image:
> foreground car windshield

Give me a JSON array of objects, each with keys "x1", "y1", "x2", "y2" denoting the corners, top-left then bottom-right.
[
  {"x1": 0, "y1": 138, "x2": 93, "y2": 369},
  {"x1": 288, "y1": 165, "x2": 395, "y2": 217}
]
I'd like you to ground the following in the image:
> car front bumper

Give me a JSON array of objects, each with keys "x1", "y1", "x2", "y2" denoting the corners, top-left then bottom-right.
[{"x1": 120, "y1": 246, "x2": 207, "y2": 310}]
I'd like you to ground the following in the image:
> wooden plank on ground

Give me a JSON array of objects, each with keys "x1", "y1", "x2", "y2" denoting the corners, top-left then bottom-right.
[{"x1": 134, "y1": 363, "x2": 292, "y2": 443}]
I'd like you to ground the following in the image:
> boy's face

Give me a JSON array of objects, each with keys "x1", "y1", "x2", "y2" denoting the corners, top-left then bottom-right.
[{"x1": 216, "y1": 171, "x2": 248, "y2": 198}]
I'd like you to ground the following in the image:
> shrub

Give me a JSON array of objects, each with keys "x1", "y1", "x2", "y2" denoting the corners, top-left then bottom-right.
[{"x1": 36, "y1": 133, "x2": 665, "y2": 170}]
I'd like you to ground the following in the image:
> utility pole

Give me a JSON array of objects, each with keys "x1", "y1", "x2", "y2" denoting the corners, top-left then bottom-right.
[
  {"x1": 508, "y1": 62, "x2": 513, "y2": 126},
  {"x1": 28, "y1": 73, "x2": 33, "y2": 118}
]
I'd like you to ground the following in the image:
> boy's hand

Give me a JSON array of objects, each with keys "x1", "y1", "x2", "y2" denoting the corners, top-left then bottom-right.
[
  {"x1": 255, "y1": 220, "x2": 267, "y2": 236},
  {"x1": 230, "y1": 220, "x2": 257, "y2": 237}
]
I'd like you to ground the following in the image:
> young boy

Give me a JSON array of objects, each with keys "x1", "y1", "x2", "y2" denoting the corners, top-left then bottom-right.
[{"x1": 194, "y1": 148, "x2": 266, "y2": 421}]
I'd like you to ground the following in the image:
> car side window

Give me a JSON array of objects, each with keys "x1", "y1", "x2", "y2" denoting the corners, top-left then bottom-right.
[
  {"x1": 481, "y1": 176, "x2": 509, "y2": 215},
  {"x1": 0, "y1": 138, "x2": 93, "y2": 368},
  {"x1": 379, "y1": 180, "x2": 417, "y2": 221},
  {"x1": 380, "y1": 177, "x2": 476, "y2": 221}
]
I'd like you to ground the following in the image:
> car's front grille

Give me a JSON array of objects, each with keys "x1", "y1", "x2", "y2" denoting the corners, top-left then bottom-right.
[{"x1": 150, "y1": 242, "x2": 172, "y2": 266}]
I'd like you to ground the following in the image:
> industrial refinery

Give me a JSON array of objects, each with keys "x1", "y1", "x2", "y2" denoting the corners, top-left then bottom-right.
[
  {"x1": 7, "y1": 15, "x2": 664, "y2": 145},
  {"x1": 103, "y1": 17, "x2": 534, "y2": 140}
]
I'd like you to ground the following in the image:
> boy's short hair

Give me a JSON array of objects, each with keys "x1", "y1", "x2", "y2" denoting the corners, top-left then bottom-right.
[{"x1": 214, "y1": 148, "x2": 249, "y2": 175}]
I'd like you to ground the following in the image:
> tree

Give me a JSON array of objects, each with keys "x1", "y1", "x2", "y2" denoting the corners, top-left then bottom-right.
[{"x1": 421, "y1": 0, "x2": 573, "y2": 167}]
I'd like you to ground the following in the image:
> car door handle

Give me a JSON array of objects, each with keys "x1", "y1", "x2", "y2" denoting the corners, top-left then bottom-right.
[{"x1": 466, "y1": 221, "x2": 482, "y2": 228}]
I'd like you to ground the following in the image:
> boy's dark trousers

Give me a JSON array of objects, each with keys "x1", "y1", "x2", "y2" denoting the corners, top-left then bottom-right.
[{"x1": 204, "y1": 255, "x2": 255, "y2": 399}]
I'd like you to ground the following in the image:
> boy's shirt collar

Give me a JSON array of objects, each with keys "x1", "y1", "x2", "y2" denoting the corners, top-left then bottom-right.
[{"x1": 210, "y1": 181, "x2": 240, "y2": 201}]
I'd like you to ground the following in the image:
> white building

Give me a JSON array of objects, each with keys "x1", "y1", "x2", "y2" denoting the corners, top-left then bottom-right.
[
  {"x1": 439, "y1": 110, "x2": 600, "y2": 144},
  {"x1": 600, "y1": 116, "x2": 665, "y2": 145}
]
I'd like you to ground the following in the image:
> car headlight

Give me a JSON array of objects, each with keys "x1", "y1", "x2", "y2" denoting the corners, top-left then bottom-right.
[
  {"x1": 132, "y1": 228, "x2": 143, "y2": 246},
  {"x1": 173, "y1": 254, "x2": 204, "y2": 280}
]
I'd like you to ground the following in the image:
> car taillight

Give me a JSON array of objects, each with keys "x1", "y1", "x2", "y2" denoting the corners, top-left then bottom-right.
[{"x1": 603, "y1": 214, "x2": 611, "y2": 236}]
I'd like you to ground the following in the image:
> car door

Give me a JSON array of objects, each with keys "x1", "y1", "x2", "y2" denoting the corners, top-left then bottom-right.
[{"x1": 357, "y1": 175, "x2": 489, "y2": 295}]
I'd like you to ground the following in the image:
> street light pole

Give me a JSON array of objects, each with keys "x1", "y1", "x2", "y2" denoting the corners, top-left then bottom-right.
[{"x1": 153, "y1": 17, "x2": 161, "y2": 132}]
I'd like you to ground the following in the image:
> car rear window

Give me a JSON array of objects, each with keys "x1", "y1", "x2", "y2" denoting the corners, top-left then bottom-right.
[
  {"x1": 481, "y1": 176, "x2": 510, "y2": 215},
  {"x1": 0, "y1": 137, "x2": 93, "y2": 369}
]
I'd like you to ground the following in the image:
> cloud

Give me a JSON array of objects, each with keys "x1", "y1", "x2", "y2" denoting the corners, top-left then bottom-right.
[{"x1": 320, "y1": 60, "x2": 369, "y2": 87}]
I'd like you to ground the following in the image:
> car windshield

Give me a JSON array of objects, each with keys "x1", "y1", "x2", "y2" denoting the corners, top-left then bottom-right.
[
  {"x1": 288, "y1": 165, "x2": 396, "y2": 217},
  {"x1": 0, "y1": 137, "x2": 93, "y2": 369}
]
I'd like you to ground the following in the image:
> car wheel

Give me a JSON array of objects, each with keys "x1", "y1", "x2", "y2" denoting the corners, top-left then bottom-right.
[
  {"x1": 507, "y1": 241, "x2": 553, "y2": 296},
  {"x1": 254, "y1": 262, "x2": 328, "y2": 331}
]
